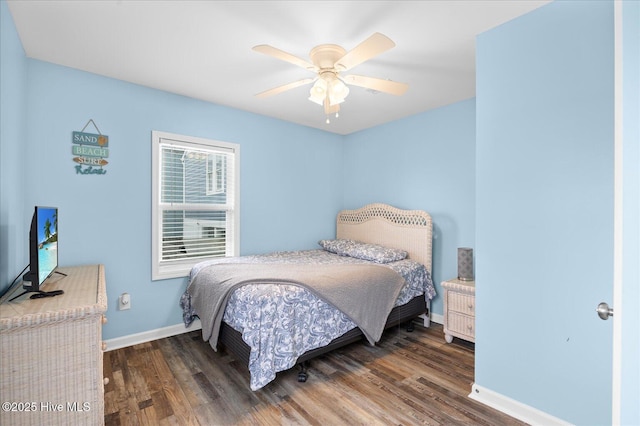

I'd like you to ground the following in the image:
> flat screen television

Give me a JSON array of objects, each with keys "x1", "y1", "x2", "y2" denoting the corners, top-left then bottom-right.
[
  {"x1": 23, "y1": 206, "x2": 59, "y2": 290},
  {"x1": 0, "y1": 206, "x2": 66, "y2": 301},
  {"x1": 7, "y1": 206, "x2": 66, "y2": 300}
]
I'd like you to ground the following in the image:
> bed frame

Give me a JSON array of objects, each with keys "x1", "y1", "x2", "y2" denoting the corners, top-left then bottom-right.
[{"x1": 218, "y1": 203, "x2": 433, "y2": 382}]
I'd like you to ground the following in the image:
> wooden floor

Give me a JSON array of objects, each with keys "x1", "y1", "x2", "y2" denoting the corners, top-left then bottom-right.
[{"x1": 103, "y1": 321, "x2": 527, "y2": 426}]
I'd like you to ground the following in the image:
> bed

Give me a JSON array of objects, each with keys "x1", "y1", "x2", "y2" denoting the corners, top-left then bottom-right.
[{"x1": 180, "y1": 203, "x2": 435, "y2": 390}]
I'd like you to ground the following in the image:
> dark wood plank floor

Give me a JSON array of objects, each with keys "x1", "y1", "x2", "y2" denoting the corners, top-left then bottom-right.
[{"x1": 104, "y1": 321, "x2": 527, "y2": 425}]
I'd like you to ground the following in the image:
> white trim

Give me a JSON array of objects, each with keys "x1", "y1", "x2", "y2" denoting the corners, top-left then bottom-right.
[
  {"x1": 151, "y1": 130, "x2": 240, "y2": 281},
  {"x1": 429, "y1": 312, "x2": 444, "y2": 325},
  {"x1": 104, "y1": 319, "x2": 202, "y2": 351},
  {"x1": 469, "y1": 384, "x2": 572, "y2": 426},
  {"x1": 419, "y1": 313, "x2": 439, "y2": 327}
]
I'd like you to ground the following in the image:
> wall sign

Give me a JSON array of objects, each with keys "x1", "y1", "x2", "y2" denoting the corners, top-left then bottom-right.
[{"x1": 72, "y1": 119, "x2": 109, "y2": 175}]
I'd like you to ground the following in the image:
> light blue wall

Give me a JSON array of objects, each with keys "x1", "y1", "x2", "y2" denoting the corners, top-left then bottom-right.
[
  {"x1": 10, "y1": 56, "x2": 476, "y2": 336},
  {"x1": 2, "y1": 0, "x2": 638, "y2": 422},
  {"x1": 621, "y1": 1, "x2": 639, "y2": 424},
  {"x1": 0, "y1": 0, "x2": 28, "y2": 295},
  {"x1": 342, "y1": 99, "x2": 476, "y2": 316},
  {"x1": 13, "y1": 57, "x2": 344, "y2": 339},
  {"x1": 1, "y1": 0, "x2": 475, "y2": 335},
  {"x1": 476, "y1": 1, "x2": 614, "y2": 424}
]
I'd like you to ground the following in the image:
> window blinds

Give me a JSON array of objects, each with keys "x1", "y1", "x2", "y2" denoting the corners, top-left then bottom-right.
[{"x1": 158, "y1": 141, "x2": 235, "y2": 263}]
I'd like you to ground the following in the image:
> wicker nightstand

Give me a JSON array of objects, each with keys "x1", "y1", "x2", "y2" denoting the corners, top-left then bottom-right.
[
  {"x1": 442, "y1": 278, "x2": 475, "y2": 343},
  {"x1": 0, "y1": 264, "x2": 107, "y2": 425}
]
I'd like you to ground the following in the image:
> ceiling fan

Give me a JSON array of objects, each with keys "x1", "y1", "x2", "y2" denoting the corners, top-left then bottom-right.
[{"x1": 253, "y1": 33, "x2": 408, "y2": 123}]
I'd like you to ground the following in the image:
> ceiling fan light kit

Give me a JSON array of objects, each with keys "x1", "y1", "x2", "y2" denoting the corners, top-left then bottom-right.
[
  {"x1": 253, "y1": 33, "x2": 408, "y2": 124},
  {"x1": 308, "y1": 74, "x2": 349, "y2": 105}
]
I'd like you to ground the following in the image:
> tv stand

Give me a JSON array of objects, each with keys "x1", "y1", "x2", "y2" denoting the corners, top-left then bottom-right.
[{"x1": 0, "y1": 264, "x2": 107, "y2": 425}]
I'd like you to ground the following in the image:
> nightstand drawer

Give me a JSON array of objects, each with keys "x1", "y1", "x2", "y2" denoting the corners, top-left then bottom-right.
[
  {"x1": 442, "y1": 278, "x2": 475, "y2": 344},
  {"x1": 446, "y1": 312, "x2": 475, "y2": 338},
  {"x1": 446, "y1": 291, "x2": 475, "y2": 316}
]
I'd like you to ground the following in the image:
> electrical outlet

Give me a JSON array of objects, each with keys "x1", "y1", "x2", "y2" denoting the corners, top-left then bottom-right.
[{"x1": 118, "y1": 293, "x2": 131, "y2": 310}]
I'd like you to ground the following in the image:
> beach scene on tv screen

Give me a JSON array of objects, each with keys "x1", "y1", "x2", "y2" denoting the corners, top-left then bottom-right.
[{"x1": 37, "y1": 208, "x2": 58, "y2": 283}]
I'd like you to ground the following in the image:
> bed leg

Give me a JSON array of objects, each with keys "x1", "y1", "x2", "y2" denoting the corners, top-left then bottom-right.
[
  {"x1": 298, "y1": 360, "x2": 310, "y2": 383},
  {"x1": 423, "y1": 313, "x2": 431, "y2": 328},
  {"x1": 418, "y1": 312, "x2": 431, "y2": 328},
  {"x1": 423, "y1": 299, "x2": 432, "y2": 328},
  {"x1": 406, "y1": 321, "x2": 415, "y2": 332}
]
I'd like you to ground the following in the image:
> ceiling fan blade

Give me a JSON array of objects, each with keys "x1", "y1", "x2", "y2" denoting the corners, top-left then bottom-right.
[
  {"x1": 335, "y1": 33, "x2": 396, "y2": 71},
  {"x1": 255, "y1": 78, "x2": 315, "y2": 98},
  {"x1": 253, "y1": 45, "x2": 316, "y2": 71},
  {"x1": 343, "y1": 74, "x2": 408, "y2": 95}
]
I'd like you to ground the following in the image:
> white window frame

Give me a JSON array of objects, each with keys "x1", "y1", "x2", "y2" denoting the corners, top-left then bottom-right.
[
  {"x1": 151, "y1": 131, "x2": 240, "y2": 280},
  {"x1": 206, "y1": 153, "x2": 226, "y2": 195}
]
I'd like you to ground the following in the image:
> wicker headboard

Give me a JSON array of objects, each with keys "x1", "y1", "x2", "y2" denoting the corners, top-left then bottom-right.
[{"x1": 336, "y1": 203, "x2": 433, "y2": 273}]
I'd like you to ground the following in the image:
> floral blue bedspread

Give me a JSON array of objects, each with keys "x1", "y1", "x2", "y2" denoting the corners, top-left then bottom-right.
[{"x1": 181, "y1": 249, "x2": 435, "y2": 390}]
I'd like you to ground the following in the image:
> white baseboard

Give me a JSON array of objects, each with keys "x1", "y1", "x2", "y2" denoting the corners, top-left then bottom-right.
[
  {"x1": 104, "y1": 311, "x2": 443, "y2": 351},
  {"x1": 418, "y1": 312, "x2": 443, "y2": 328},
  {"x1": 430, "y1": 312, "x2": 444, "y2": 325},
  {"x1": 104, "y1": 319, "x2": 202, "y2": 351},
  {"x1": 469, "y1": 383, "x2": 572, "y2": 426}
]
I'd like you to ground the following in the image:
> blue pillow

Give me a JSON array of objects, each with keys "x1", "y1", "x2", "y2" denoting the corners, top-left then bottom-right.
[{"x1": 318, "y1": 239, "x2": 407, "y2": 263}]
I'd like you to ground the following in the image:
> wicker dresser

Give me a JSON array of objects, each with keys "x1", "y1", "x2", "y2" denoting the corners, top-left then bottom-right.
[
  {"x1": 442, "y1": 278, "x2": 475, "y2": 343},
  {"x1": 0, "y1": 264, "x2": 107, "y2": 426}
]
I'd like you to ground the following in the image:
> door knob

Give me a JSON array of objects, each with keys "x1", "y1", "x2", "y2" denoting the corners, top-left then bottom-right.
[{"x1": 596, "y1": 302, "x2": 613, "y2": 320}]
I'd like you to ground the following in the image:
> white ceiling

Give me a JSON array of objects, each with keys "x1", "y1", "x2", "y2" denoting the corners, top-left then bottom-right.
[{"x1": 8, "y1": 0, "x2": 550, "y2": 135}]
